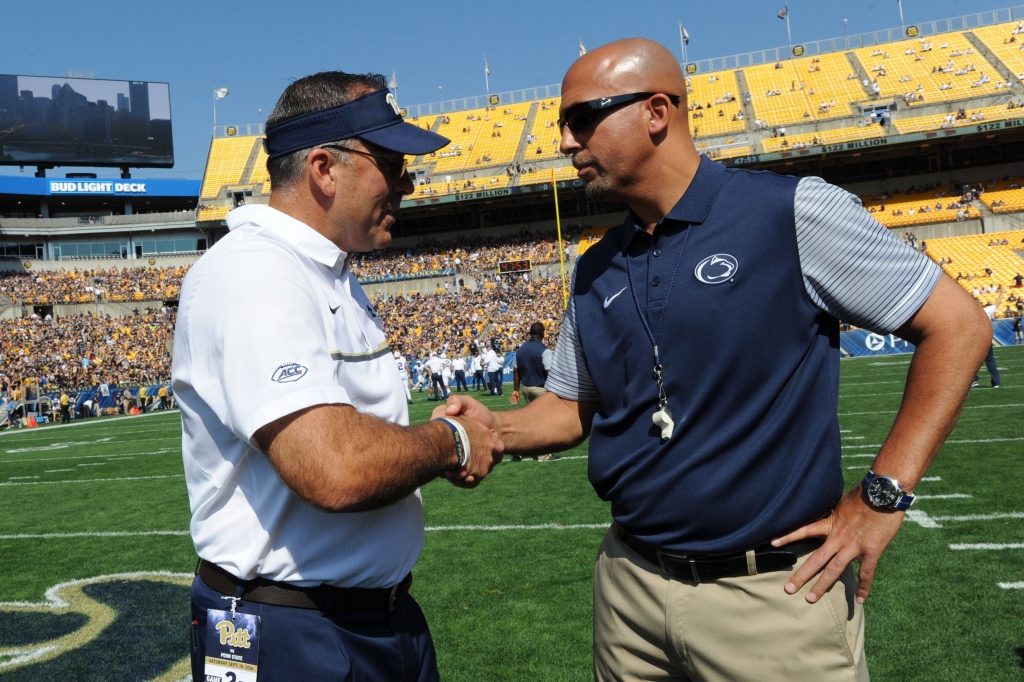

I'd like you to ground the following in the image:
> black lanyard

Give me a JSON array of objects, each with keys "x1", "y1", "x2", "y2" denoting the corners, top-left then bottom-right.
[{"x1": 624, "y1": 226, "x2": 691, "y2": 438}]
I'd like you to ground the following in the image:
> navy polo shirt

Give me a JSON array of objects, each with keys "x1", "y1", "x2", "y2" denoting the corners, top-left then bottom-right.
[{"x1": 546, "y1": 156, "x2": 941, "y2": 554}]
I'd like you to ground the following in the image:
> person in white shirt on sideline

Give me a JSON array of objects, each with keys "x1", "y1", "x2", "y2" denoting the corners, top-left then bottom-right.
[
  {"x1": 173, "y1": 71, "x2": 503, "y2": 682},
  {"x1": 426, "y1": 351, "x2": 447, "y2": 400},
  {"x1": 440, "y1": 353, "x2": 453, "y2": 397},
  {"x1": 394, "y1": 350, "x2": 412, "y2": 403},
  {"x1": 470, "y1": 351, "x2": 485, "y2": 391},
  {"x1": 483, "y1": 342, "x2": 505, "y2": 396},
  {"x1": 451, "y1": 355, "x2": 469, "y2": 392}
]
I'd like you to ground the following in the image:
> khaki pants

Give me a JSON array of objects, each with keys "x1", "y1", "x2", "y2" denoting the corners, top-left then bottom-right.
[
  {"x1": 593, "y1": 527, "x2": 868, "y2": 682},
  {"x1": 521, "y1": 385, "x2": 547, "y2": 403}
]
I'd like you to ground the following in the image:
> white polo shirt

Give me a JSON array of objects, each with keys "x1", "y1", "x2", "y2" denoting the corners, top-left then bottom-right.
[{"x1": 172, "y1": 204, "x2": 421, "y2": 589}]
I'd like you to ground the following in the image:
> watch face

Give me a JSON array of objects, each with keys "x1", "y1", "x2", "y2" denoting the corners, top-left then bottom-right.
[{"x1": 867, "y1": 477, "x2": 900, "y2": 507}]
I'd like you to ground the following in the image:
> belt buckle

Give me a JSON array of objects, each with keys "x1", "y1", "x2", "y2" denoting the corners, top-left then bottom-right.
[
  {"x1": 657, "y1": 553, "x2": 701, "y2": 584},
  {"x1": 387, "y1": 583, "x2": 400, "y2": 612}
]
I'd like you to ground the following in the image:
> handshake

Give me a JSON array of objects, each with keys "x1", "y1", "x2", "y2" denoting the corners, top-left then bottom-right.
[{"x1": 431, "y1": 395, "x2": 504, "y2": 488}]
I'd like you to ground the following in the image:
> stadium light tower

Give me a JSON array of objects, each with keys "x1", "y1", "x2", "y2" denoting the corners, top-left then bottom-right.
[
  {"x1": 439, "y1": 86, "x2": 444, "y2": 113},
  {"x1": 897, "y1": 0, "x2": 906, "y2": 35},
  {"x1": 844, "y1": 19, "x2": 849, "y2": 49}
]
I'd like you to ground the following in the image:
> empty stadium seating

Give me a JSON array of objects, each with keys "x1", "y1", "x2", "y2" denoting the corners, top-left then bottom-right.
[
  {"x1": 972, "y1": 23, "x2": 1024, "y2": 82},
  {"x1": 760, "y1": 124, "x2": 885, "y2": 153},
  {"x1": 524, "y1": 100, "x2": 564, "y2": 162},
  {"x1": 893, "y1": 103, "x2": 1024, "y2": 134},
  {"x1": 429, "y1": 103, "x2": 531, "y2": 173},
  {"x1": 924, "y1": 229, "x2": 1024, "y2": 317},
  {"x1": 576, "y1": 226, "x2": 612, "y2": 256},
  {"x1": 977, "y1": 177, "x2": 1024, "y2": 213},
  {"x1": 853, "y1": 33, "x2": 1005, "y2": 105},
  {"x1": 746, "y1": 53, "x2": 868, "y2": 126},
  {"x1": 200, "y1": 136, "x2": 258, "y2": 199},
  {"x1": 860, "y1": 194, "x2": 980, "y2": 228},
  {"x1": 685, "y1": 71, "x2": 747, "y2": 138}
]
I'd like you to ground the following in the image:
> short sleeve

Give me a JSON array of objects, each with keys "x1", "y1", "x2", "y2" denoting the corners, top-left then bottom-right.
[
  {"x1": 189, "y1": 247, "x2": 352, "y2": 443},
  {"x1": 794, "y1": 176, "x2": 941, "y2": 333},
  {"x1": 545, "y1": 268, "x2": 600, "y2": 402}
]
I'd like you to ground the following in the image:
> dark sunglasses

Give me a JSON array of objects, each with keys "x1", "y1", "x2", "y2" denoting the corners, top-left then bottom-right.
[
  {"x1": 557, "y1": 92, "x2": 682, "y2": 134},
  {"x1": 321, "y1": 144, "x2": 408, "y2": 181}
]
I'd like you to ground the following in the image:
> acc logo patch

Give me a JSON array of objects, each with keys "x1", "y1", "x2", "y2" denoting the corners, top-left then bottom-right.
[
  {"x1": 386, "y1": 92, "x2": 401, "y2": 115},
  {"x1": 271, "y1": 363, "x2": 308, "y2": 383},
  {"x1": 694, "y1": 254, "x2": 738, "y2": 285}
]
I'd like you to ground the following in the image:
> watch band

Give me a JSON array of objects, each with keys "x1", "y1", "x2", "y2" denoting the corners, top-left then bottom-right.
[{"x1": 863, "y1": 470, "x2": 916, "y2": 510}]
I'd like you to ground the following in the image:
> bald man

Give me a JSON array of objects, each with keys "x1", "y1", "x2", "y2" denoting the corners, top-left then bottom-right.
[{"x1": 440, "y1": 39, "x2": 989, "y2": 680}]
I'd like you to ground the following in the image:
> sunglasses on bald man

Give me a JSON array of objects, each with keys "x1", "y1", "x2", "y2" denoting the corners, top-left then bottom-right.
[{"x1": 557, "y1": 92, "x2": 682, "y2": 135}]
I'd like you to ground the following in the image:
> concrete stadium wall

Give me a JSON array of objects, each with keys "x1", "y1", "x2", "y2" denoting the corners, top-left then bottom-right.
[{"x1": 0, "y1": 253, "x2": 202, "y2": 274}]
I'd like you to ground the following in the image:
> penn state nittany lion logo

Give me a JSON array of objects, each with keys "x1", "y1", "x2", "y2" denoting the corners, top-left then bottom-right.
[
  {"x1": 386, "y1": 92, "x2": 401, "y2": 115},
  {"x1": 694, "y1": 254, "x2": 738, "y2": 285}
]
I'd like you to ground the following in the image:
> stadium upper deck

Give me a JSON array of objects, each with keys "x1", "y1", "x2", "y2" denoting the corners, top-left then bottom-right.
[{"x1": 184, "y1": 8, "x2": 1024, "y2": 241}]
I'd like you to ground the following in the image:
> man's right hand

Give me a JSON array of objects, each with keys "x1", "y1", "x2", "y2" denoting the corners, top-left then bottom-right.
[
  {"x1": 433, "y1": 394, "x2": 497, "y2": 431},
  {"x1": 432, "y1": 400, "x2": 502, "y2": 487}
]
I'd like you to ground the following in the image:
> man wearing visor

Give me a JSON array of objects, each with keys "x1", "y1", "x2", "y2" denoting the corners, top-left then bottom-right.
[
  {"x1": 174, "y1": 71, "x2": 503, "y2": 681},
  {"x1": 440, "y1": 40, "x2": 991, "y2": 680}
]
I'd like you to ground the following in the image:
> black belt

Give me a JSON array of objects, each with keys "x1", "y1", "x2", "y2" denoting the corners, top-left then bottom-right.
[
  {"x1": 198, "y1": 561, "x2": 412, "y2": 612},
  {"x1": 615, "y1": 523, "x2": 822, "y2": 585}
]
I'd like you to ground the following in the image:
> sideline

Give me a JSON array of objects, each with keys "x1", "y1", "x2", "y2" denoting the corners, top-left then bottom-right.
[{"x1": 0, "y1": 410, "x2": 180, "y2": 438}]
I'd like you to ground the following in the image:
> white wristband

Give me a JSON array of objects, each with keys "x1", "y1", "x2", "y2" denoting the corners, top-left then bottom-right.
[{"x1": 438, "y1": 417, "x2": 472, "y2": 470}]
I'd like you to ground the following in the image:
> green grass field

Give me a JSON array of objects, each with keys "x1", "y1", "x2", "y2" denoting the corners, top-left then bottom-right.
[{"x1": 1, "y1": 347, "x2": 1023, "y2": 680}]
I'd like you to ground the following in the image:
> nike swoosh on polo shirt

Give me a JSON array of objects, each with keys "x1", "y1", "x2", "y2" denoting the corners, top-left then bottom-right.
[{"x1": 603, "y1": 287, "x2": 627, "y2": 309}]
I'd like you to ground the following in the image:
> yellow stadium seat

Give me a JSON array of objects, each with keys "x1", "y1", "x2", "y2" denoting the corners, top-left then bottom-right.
[
  {"x1": 977, "y1": 177, "x2": 1024, "y2": 213},
  {"x1": 859, "y1": 193, "x2": 980, "y2": 229},
  {"x1": 971, "y1": 23, "x2": 1024, "y2": 84},
  {"x1": 925, "y1": 229, "x2": 1024, "y2": 317},
  {"x1": 746, "y1": 53, "x2": 868, "y2": 126},
  {"x1": 761, "y1": 125, "x2": 884, "y2": 154},
  {"x1": 685, "y1": 71, "x2": 747, "y2": 138},
  {"x1": 200, "y1": 136, "x2": 259, "y2": 199},
  {"x1": 853, "y1": 34, "x2": 1004, "y2": 106},
  {"x1": 428, "y1": 103, "x2": 532, "y2": 173},
  {"x1": 893, "y1": 103, "x2": 1024, "y2": 134}
]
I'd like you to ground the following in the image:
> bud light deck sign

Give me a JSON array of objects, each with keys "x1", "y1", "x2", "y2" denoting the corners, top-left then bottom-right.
[{"x1": 204, "y1": 609, "x2": 259, "y2": 682}]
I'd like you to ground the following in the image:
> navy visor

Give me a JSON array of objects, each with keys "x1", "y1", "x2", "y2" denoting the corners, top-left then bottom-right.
[{"x1": 264, "y1": 89, "x2": 449, "y2": 159}]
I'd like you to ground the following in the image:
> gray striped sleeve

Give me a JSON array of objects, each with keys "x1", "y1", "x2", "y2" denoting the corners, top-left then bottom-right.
[
  {"x1": 795, "y1": 176, "x2": 941, "y2": 334},
  {"x1": 545, "y1": 268, "x2": 600, "y2": 402}
]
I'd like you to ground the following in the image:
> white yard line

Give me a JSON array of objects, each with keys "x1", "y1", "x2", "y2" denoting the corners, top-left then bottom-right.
[
  {"x1": 0, "y1": 411, "x2": 179, "y2": 438},
  {"x1": 77, "y1": 463, "x2": 105, "y2": 467},
  {"x1": 905, "y1": 510, "x2": 943, "y2": 528},
  {"x1": 0, "y1": 474, "x2": 184, "y2": 487},
  {"x1": 920, "y1": 476, "x2": 942, "y2": 481},
  {"x1": 840, "y1": 403, "x2": 1024, "y2": 416},
  {"x1": 0, "y1": 447, "x2": 178, "y2": 465},
  {"x1": 42, "y1": 469, "x2": 72, "y2": 473},
  {"x1": 7, "y1": 476, "x2": 39, "y2": 480},
  {"x1": 932, "y1": 512, "x2": 1024, "y2": 522},
  {"x1": 914, "y1": 494, "x2": 971, "y2": 500},
  {"x1": 999, "y1": 582, "x2": 1024, "y2": 589},
  {"x1": 844, "y1": 437, "x2": 1024, "y2": 450},
  {"x1": 949, "y1": 543, "x2": 1024, "y2": 550},
  {"x1": 841, "y1": 387, "x2": 1023, "y2": 399}
]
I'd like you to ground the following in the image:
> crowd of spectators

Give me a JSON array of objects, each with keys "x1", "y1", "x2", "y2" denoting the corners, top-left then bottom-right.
[
  {"x1": 0, "y1": 266, "x2": 189, "y2": 304},
  {"x1": 0, "y1": 308, "x2": 175, "y2": 393},
  {"x1": 351, "y1": 225, "x2": 582, "y2": 282},
  {"x1": 377, "y1": 275, "x2": 567, "y2": 361}
]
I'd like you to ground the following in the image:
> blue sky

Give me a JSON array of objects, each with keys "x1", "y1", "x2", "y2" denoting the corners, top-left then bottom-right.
[{"x1": 0, "y1": 0, "x2": 1016, "y2": 180}]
